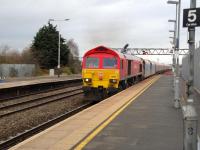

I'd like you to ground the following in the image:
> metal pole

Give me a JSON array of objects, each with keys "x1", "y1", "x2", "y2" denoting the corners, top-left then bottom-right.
[
  {"x1": 57, "y1": 32, "x2": 61, "y2": 77},
  {"x1": 168, "y1": 19, "x2": 177, "y2": 89},
  {"x1": 176, "y1": 0, "x2": 180, "y2": 76},
  {"x1": 187, "y1": 0, "x2": 196, "y2": 102},
  {"x1": 183, "y1": 0, "x2": 198, "y2": 149},
  {"x1": 58, "y1": 31, "x2": 60, "y2": 69},
  {"x1": 172, "y1": 46, "x2": 176, "y2": 78},
  {"x1": 174, "y1": 1, "x2": 180, "y2": 108},
  {"x1": 183, "y1": 105, "x2": 198, "y2": 150},
  {"x1": 48, "y1": 19, "x2": 69, "y2": 77},
  {"x1": 173, "y1": 17, "x2": 177, "y2": 89}
]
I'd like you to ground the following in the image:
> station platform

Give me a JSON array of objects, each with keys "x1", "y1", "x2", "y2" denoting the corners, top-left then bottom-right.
[
  {"x1": 11, "y1": 75, "x2": 183, "y2": 150},
  {"x1": 82, "y1": 75, "x2": 182, "y2": 150},
  {"x1": 0, "y1": 75, "x2": 81, "y2": 90}
]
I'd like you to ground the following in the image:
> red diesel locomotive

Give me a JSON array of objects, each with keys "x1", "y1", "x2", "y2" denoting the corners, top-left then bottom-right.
[{"x1": 82, "y1": 45, "x2": 169, "y2": 100}]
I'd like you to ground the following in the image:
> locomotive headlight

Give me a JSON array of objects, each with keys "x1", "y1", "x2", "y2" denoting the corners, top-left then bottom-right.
[
  {"x1": 109, "y1": 79, "x2": 117, "y2": 83},
  {"x1": 84, "y1": 78, "x2": 92, "y2": 83}
]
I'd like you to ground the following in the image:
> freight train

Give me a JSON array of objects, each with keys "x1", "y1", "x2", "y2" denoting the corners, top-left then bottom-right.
[{"x1": 82, "y1": 45, "x2": 170, "y2": 100}]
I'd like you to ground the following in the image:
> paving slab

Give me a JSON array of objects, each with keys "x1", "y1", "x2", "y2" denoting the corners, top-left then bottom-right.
[
  {"x1": 84, "y1": 75, "x2": 183, "y2": 150},
  {"x1": 11, "y1": 76, "x2": 157, "y2": 150}
]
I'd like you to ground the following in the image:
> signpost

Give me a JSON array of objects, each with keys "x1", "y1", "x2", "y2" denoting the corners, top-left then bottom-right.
[
  {"x1": 183, "y1": 8, "x2": 200, "y2": 27},
  {"x1": 183, "y1": 1, "x2": 199, "y2": 149}
]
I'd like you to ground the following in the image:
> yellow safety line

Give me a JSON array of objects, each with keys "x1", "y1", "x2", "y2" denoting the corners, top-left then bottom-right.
[{"x1": 74, "y1": 75, "x2": 161, "y2": 150}]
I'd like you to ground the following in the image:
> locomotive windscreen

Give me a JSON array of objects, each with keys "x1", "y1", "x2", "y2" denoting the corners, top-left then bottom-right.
[
  {"x1": 103, "y1": 58, "x2": 117, "y2": 68},
  {"x1": 86, "y1": 57, "x2": 99, "y2": 68}
]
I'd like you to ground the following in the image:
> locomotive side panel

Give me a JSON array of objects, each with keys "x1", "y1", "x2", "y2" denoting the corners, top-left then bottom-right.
[
  {"x1": 132, "y1": 60, "x2": 142, "y2": 76},
  {"x1": 151, "y1": 62, "x2": 156, "y2": 75},
  {"x1": 144, "y1": 60, "x2": 151, "y2": 78}
]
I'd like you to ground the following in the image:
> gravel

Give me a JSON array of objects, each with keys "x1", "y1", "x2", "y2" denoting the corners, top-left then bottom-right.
[{"x1": 0, "y1": 93, "x2": 89, "y2": 142}]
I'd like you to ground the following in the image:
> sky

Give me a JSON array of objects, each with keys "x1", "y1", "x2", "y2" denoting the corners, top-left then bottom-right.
[{"x1": 1, "y1": 0, "x2": 200, "y2": 64}]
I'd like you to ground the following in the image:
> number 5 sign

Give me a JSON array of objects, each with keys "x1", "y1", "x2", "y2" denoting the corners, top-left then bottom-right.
[{"x1": 183, "y1": 8, "x2": 200, "y2": 27}]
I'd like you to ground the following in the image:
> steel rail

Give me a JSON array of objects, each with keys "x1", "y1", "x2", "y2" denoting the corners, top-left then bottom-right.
[
  {"x1": 0, "y1": 79, "x2": 82, "y2": 102},
  {"x1": 0, "y1": 86, "x2": 82, "y2": 110},
  {"x1": 0, "y1": 88, "x2": 84, "y2": 118},
  {"x1": 0, "y1": 102, "x2": 93, "y2": 150}
]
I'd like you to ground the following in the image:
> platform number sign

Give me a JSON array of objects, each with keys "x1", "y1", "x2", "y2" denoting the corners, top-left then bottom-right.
[{"x1": 183, "y1": 8, "x2": 200, "y2": 27}]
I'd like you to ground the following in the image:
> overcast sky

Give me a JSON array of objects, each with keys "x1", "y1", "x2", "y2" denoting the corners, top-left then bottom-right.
[{"x1": 1, "y1": 0, "x2": 200, "y2": 64}]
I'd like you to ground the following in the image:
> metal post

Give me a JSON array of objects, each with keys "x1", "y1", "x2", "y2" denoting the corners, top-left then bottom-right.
[
  {"x1": 58, "y1": 31, "x2": 60, "y2": 69},
  {"x1": 172, "y1": 51, "x2": 176, "y2": 88},
  {"x1": 48, "y1": 18, "x2": 70, "y2": 77},
  {"x1": 183, "y1": 105, "x2": 198, "y2": 150},
  {"x1": 173, "y1": 17, "x2": 177, "y2": 90},
  {"x1": 174, "y1": 1, "x2": 180, "y2": 108},
  {"x1": 187, "y1": 0, "x2": 196, "y2": 102},
  {"x1": 184, "y1": 0, "x2": 198, "y2": 149},
  {"x1": 57, "y1": 32, "x2": 61, "y2": 77}
]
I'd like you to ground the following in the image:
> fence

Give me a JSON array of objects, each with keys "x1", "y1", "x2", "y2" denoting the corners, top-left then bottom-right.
[
  {"x1": 0, "y1": 64, "x2": 35, "y2": 78},
  {"x1": 181, "y1": 47, "x2": 200, "y2": 91}
]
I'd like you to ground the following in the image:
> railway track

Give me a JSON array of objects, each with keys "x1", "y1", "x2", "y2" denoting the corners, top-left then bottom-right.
[
  {"x1": 0, "y1": 78, "x2": 82, "y2": 101},
  {"x1": 0, "y1": 78, "x2": 94, "y2": 149},
  {"x1": 0, "y1": 85, "x2": 83, "y2": 118},
  {"x1": 0, "y1": 102, "x2": 93, "y2": 150}
]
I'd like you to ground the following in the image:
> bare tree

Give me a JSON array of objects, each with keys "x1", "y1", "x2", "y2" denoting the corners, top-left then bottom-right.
[
  {"x1": 6, "y1": 50, "x2": 21, "y2": 64},
  {"x1": 0, "y1": 45, "x2": 10, "y2": 63},
  {"x1": 21, "y1": 47, "x2": 35, "y2": 64},
  {"x1": 0, "y1": 45, "x2": 35, "y2": 64},
  {"x1": 66, "y1": 39, "x2": 81, "y2": 73},
  {"x1": 67, "y1": 39, "x2": 79, "y2": 57}
]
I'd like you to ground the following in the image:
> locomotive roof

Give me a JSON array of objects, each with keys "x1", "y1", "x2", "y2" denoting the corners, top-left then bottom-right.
[{"x1": 84, "y1": 46, "x2": 143, "y2": 62}]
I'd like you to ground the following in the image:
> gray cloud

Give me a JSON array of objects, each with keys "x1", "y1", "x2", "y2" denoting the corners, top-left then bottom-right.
[{"x1": 0, "y1": 0, "x2": 200, "y2": 64}]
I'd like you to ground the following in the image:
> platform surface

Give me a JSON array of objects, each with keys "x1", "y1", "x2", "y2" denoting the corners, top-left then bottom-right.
[
  {"x1": 83, "y1": 75, "x2": 183, "y2": 150},
  {"x1": 11, "y1": 76, "x2": 158, "y2": 150},
  {"x1": 10, "y1": 75, "x2": 183, "y2": 150},
  {"x1": 0, "y1": 75, "x2": 81, "y2": 90}
]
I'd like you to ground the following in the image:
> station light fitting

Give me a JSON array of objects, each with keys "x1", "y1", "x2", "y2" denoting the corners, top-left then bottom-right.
[
  {"x1": 47, "y1": 18, "x2": 70, "y2": 72},
  {"x1": 167, "y1": 0, "x2": 179, "y2": 4},
  {"x1": 49, "y1": 19, "x2": 70, "y2": 22},
  {"x1": 49, "y1": 19, "x2": 54, "y2": 22},
  {"x1": 168, "y1": 19, "x2": 176, "y2": 23}
]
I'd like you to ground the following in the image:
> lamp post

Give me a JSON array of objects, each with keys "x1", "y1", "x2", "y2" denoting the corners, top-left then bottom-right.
[
  {"x1": 169, "y1": 35, "x2": 176, "y2": 85},
  {"x1": 184, "y1": 0, "x2": 198, "y2": 149},
  {"x1": 48, "y1": 19, "x2": 70, "y2": 76},
  {"x1": 168, "y1": 19, "x2": 176, "y2": 89},
  {"x1": 187, "y1": 0, "x2": 196, "y2": 104},
  {"x1": 167, "y1": 0, "x2": 181, "y2": 109}
]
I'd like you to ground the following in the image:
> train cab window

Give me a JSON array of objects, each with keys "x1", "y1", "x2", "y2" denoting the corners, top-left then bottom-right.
[
  {"x1": 140, "y1": 64, "x2": 142, "y2": 72},
  {"x1": 86, "y1": 57, "x2": 99, "y2": 68},
  {"x1": 103, "y1": 58, "x2": 117, "y2": 68}
]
